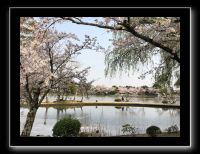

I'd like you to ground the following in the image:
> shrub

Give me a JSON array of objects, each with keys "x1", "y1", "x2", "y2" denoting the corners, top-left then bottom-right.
[
  {"x1": 114, "y1": 98, "x2": 122, "y2": 102},
  {"x1": 167, "y1": 125, "x2": 179, "y2": 133},
  {"x1": 79, "y1": 131, "x2": 101, "y2": 137},
  {"x1": 162, "y1": 100, "x2": 168, "y2": 104},
  {"x1": 121, "y1": 124, "x2": 136, "y2": 135},
  {"x1": 146, "y1": 126, "x2": 162, "y2": 137},
  {"x1": 52, "y1": 117, "x2": 81, "y2": 137},
  {"x1": 79, "y1": 132, "x2": 90, "y2": 137}
]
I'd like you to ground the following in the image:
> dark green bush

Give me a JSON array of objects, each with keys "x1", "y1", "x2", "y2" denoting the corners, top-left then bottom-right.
[
  {"x1": 114, "y1": 98, "x2": 122, "y2": 102},
  {"x1": 121, "y1": 124, "x2": 136, "y2": 135},
  {"x1": 167, "y1": 125, "x2": 179, "y2": 133},
  {"x1": 146, "y1": 126, "x2": 162, "y2": 137},
  {"x1": 162, "y1": 100, "x2": 168, "y2": 104},
  {"x1": 52, "y1": 117, "x2": 81, "y2": 137},
  {"x1": 79, "y1": 132, "x2": 90, "y2": 137}
]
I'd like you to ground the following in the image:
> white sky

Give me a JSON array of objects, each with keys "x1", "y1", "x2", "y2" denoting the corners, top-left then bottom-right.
[{"x1": 55, "y1": 18, "x2": 157, "y2": 87}]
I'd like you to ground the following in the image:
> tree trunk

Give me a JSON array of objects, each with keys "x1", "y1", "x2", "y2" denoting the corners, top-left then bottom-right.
[
  {"x1": 21, "y1": 86, "x2": 49, "y2": 137},
  {"x1": 74, "y1": 90, "x2": 77, "y2": 101},
  {"x1": 21, "y1": 106, "x2": 38, "y2": 137},
  {"x1": 65, "y1": 95, "x2": 68, "y2": 100},
  {"x1": 44, "y1": 107, "x2": 48, "y2": 125},
  {"x1": 57, "y1": 87, "x2": 61, "y2": 101},
  {"x1": 57, "y1": 109, "x2": 60, "y2": 121},
  {"x1": 57, "y1": 94, "x2": 61, "y2": 101},
  {"x1": 81, "y1": 92, "x2": 84, "y2": 102},
  {"x1": 46, "y1": 95, "x2": 48, "y2": 103}
]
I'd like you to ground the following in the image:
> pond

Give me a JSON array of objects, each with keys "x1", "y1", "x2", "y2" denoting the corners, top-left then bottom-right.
[{"x1": 20, "y1": 106, "x2": 180, "y2": 136}]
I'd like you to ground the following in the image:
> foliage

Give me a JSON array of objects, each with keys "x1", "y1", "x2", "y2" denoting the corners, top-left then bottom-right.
[
  {"x1": 79, "y1": 132, "x2": 90, "y2": 137},
  {"x1": 52, "y1": 117, "x2": 81, "y2": 137},
  {"x1": 89, "y1": 85, "x2": 159, "y2": 96},
  {"x1": 121, "y1": 124, "x2": 136, "y2": 135},
  {"x1": 167, "y1": 125, "x2": 179, "y2": 133},
  {"x1": 102, "y1": 17, "x2": 180, "y2": 89},
  {"x1": 114, "y1": 98, "x2": 122, "y2": 102},
  {"x1": 146, "y1": 126, "x2": 162, "y2": 137},
  {"x1": 152, "y1": 83, "x2": 161, "y2": 89},
  {"x1": 76, "y1": 78, "x2": 94, "y2": 100},
  {"x1": 162, "y1": 100, "x2": 169, "y2": 104},
  {"x1": 159, "y1": 87, "x2": 177, "y2": 104},
  {"x1": 107, "y1": 90, "x2": 117, "y2": 95},
  {"x1": 68, "y1": 83, "x2": 77, "y2": 95},
  {"x1": 141, "y1": 85, "x2": 149, "y2": 89},
  {"x1": 79, "y1": 130, "x2": 102, "y2": 137}
]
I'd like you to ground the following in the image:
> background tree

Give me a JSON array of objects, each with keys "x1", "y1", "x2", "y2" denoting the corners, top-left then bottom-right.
[{"x1": 77, "y1": 80, "x2": 94, "y2": 101}]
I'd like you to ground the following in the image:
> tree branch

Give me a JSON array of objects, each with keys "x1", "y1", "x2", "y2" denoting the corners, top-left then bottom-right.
[
  {"x1": 61, "y1": 17, "x2": 124, "y2": 30},
  {"x1": 122, "y1": 24, "x2": 180, "y2": 63},
  {"x1": 47, "y1": 45, "x2": 54, "y2": 73},
  {"x1": 38, "y1": 89, "x2": 50, "y2": 105},
  {"x1": 61, "y1": 17, "x2": 180, "y2": 63},
  {"x1": 42, "y1": 18, "x2": 63, "y2": 41},
  {"x1": 53, "y1": 42, "x2": 85, "y2": 74},
  {"x1": 25, "y1": 75, "x2": 33, "y2": 106}
]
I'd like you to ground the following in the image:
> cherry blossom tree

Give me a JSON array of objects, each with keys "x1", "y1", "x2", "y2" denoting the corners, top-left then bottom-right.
[
  {"x1": 75, "y1": 73, "x2": 94, "y2": 101},
  {"x1": 20, "y1": 17, "x2": 96, "y2": 136}
]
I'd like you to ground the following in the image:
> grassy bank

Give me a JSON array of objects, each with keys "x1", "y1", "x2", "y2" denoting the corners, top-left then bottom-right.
[
  {"x1": 32, "y1": 132, "x2": 180, "y2": 137},
  {"x1": 20, "y1": 100, "x2": 180, "y2": 108},
  {"x1": 114, "y1": 132, "x2": 180, "y2": 137}
]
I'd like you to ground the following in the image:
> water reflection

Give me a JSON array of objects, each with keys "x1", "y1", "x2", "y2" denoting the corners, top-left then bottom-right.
[
  {"x1": 44, "y1": 107, "x2": 48, "y2": 125},
  {"x1": 20, "y1": 106, "x2": 180, "y2": 136}
]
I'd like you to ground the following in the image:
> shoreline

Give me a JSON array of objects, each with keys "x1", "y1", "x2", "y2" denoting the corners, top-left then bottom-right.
[
  {"x1": 109, "y1": 132, "x2": 180, "y2": 137},
  {"x1": 20, "y1": 101, "x2": 180, "y2": 108},
  {"x1": 31, "y1": 132, "x2": 180, "y2": 137}
]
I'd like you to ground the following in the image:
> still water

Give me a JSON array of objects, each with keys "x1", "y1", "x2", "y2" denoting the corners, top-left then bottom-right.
[{"x1": 20, "y1": 106, "x2": 180, "y2": 136}]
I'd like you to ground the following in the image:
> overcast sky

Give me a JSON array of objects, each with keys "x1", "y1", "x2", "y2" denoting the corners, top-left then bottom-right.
[{"x1": 55, "y1": 18, "x2": 157, "y2": 87}]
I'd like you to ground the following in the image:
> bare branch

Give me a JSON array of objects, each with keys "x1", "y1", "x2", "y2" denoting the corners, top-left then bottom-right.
[
  {"x1": 61, "y1": 17, "x2": 124, "y2": 30},
  {"x1": 41, "y1": 18, "x2": 63, "y2": 41}
]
